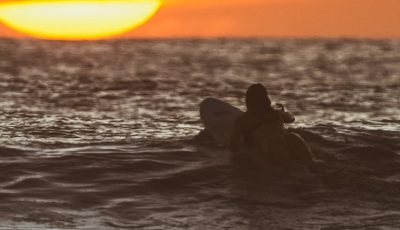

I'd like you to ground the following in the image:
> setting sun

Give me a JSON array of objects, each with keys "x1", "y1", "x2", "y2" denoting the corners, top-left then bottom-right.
[{"x1": 0, "y1": 0, "x2": 162, "y2": 40}]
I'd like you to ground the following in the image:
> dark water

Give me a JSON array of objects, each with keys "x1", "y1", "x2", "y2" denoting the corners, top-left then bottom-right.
[{"x1": 0, "y1": 38, "x2": 399, "y2": 229}]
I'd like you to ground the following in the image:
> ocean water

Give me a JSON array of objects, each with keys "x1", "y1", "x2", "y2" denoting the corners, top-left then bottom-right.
[{"x1": 0, "y1": 38, "x2": 399, "y2": 229}]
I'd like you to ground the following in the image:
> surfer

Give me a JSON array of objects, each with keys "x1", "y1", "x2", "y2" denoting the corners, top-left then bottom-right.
[{"x1": 229, "y1": 83, "x2": 317, "y2": 176}]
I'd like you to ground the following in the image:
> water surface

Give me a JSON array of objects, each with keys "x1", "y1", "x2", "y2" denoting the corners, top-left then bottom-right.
[{"x1": 0, "y1": 38, "x2": 399, "y2": 229}]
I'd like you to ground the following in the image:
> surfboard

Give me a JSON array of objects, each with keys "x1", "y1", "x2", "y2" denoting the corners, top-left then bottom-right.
[
  {"x1": 199, "y1": 97, "x2": 320, "y2": 182},
  {"x1": 199, "y1": 97, "x2": 243, "y2": 146}
]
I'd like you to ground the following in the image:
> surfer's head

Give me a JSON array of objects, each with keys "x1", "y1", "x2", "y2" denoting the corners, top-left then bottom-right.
[{"x1": 245, "y1": 83, "x2": 272, "y2": 114}]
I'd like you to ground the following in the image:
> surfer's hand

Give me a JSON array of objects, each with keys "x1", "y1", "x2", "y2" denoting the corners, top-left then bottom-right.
[{"x1": 275, "y1": 103, "x2": 285, "y2": 111}]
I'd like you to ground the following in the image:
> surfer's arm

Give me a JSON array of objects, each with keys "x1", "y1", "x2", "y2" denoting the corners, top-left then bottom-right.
[
  {"x1": 278, "y1": 110, "x2": 295, "y2": 123},
  {"x1": 275, "y1": 104, "x2": 295, "y2": 123}
]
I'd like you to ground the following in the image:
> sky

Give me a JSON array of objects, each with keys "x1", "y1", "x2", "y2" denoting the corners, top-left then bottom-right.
[{"x1": 0, "y1": 0, "x2": 399, "y2": 38}]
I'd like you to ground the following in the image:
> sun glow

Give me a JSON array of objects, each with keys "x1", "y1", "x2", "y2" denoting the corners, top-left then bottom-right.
[{"x1": 0, "y1": 0, "x2": 162, "y2": 40}]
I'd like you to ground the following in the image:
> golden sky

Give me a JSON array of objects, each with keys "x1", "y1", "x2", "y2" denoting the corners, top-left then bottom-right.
[{"x1": 1, "y1": 0, "x2": 399, "y2": 38}]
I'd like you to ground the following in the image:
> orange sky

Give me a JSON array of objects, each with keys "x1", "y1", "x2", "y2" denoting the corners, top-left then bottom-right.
[{"x1": 1, "y1": 0, "x2": 400, "y2": 38}]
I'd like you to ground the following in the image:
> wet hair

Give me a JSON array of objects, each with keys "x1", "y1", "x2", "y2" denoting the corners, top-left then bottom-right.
[{"x1": 245, "y1": 83, "x2": 279, "y2": 121}]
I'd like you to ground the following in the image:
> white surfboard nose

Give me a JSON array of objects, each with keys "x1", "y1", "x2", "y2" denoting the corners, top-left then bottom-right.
[{"x1": 199, "y1": 97, "x2": 243, "y2": 145}]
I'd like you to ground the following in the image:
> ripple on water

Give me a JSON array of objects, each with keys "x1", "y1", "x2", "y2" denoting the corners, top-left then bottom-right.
[{"x1": 0, "y1": 38, "x2": 399, "y2": 229}]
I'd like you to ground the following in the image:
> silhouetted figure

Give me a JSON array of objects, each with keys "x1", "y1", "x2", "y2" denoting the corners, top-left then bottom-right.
[{"x1": 229, "y1": 83, "x2": 317, "y2": 177}]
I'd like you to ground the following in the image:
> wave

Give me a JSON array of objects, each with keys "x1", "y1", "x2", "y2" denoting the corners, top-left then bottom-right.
[{"x1": 0, "y1": 38, "x2": 399, "y2": 228}]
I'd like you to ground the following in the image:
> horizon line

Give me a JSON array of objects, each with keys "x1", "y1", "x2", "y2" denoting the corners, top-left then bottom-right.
[{"x1": 1, "y1": 35, "x2": 400, "y2": 42}]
